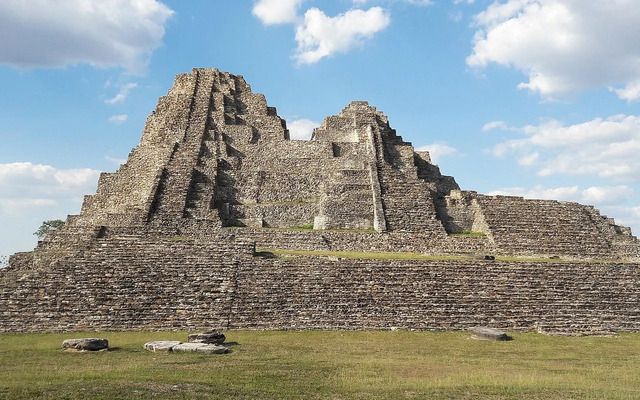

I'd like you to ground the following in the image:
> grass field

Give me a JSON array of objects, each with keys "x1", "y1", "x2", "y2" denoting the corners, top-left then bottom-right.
[{"x1": 1, "y1": 331, "x2": 639, "y2": 399}]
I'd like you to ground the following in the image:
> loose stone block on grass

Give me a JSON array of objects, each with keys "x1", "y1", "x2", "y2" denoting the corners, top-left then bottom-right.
[
  {"x1": 188, "y1": 331, "x2": 225, "y2": 345},
  {"x1": 471, "y1": 327, "x2": 510, "y2": 341},
  {"x1": 172, "y1": 342, "x2": 229, "y2": 354},
  {"x1": 143, "y1": 332, "x2": 229, "y2": 354},
  {"x1": 143, "y1": 341, "x2": 182, "y2": 352},
  {"x1": 62, "y1": 338, "x2": 109, "y2": 351}
]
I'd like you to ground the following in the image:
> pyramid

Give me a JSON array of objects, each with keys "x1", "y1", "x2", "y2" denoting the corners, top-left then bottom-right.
[{"x1": 1, "y1": 68, "x2": 639, "y2": 334}]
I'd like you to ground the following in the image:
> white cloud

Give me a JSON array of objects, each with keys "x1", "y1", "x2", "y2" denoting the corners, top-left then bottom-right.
[
  {"x1": 488, "y1": 185, "x2": 580, "y2": 202},
  {"x1": 395, "y1": 0, "x2": 433, "y2": 5},
  {"x1": 105, "y1": 156, "x2": 127, "y2": 165},
  {"x1": 416, "y1": 143, "x2": 457, "y2": 164},
  {"x1": 353, "y1": 0, "x2": 433, "y2": 5},
  {"x1": 518, "y1": 152, "x2": 539, "y2": 166},
  {"x1": 288, "y1": 119, "x2": 319, "y2": 140},
  {"x1": 108, "y1": 114, "x2": 128, "y2": 125},
  {"x1": 0, "y1": 0, "x2": 173, "y2": 74},
  {"x1": 294, "y1": 7, "x2": 391, "y2": 64},
  {"x1": 0, "y1": 163, "x2": 100, "y2": 217},
  {"x1": 253, "y1": 0, "x2": 304, "y2": 25},
  {"x1": 482, "y1": 120, "x2": 509, "y2": 132},
  {"x1": 105, "y1": 83, "x2": 137, "y2": 104},
  {"x1": 600, "y1": 205, "x2": 640, "y2": 235},
  {"x1": 467, "y1": 0, "x2": 640, "y2": 99},
  {"x1": 449, "y1": 10, "x2": 463, "y2": 23},
  {"x1": 0, "y1": 199, "x2": 58, "y2": 215},
  {"x1": 491, "y1": 114, "x2": 640, "y2": 182},
  {"x1": 611, "y1": 80, "x2": 640, "y2": 103},
  {"x1": 255, "y1": 2, "x2": 392, "y2": 65},
  {"x1": 0, "y1": 163, "x2": 101, "y2": 258},
  {"x1": 581, "y1": 186, "x2": 634, "y2": 205}
]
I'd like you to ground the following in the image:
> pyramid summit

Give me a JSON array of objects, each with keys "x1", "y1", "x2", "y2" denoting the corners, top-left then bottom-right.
[{"x1": 2, "y1": 68, "x2": 639, "y2": 334}]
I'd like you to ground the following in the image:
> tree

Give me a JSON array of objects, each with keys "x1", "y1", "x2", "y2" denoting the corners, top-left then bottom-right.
[{"x1": 34, "y1": 219, "x2": 65, "y2": 240}]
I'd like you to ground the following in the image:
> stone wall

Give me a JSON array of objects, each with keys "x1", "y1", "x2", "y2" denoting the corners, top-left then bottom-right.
[
  {"x1": 1, "y1": 234, "x2": 638, "y2": 333},
  {"x1": 237, "y1": 256, "x2": 640, "y2": 333},
  {"x1": 0, "y1": 235, "x2": 252, "y2": 333},
  {"x1": 232, "y1": 228, "x2": 493, "y2": 254}
]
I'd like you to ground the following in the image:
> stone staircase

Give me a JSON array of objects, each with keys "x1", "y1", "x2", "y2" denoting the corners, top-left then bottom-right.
[
  {"x1": 476, "y1": 195, "x2": 614, "y2": 258},
  {"x1": 316, "y1": 168, "x2": 375, "y2": 230},
  {"x1": 150, "y1": 69, "x2": 215, "y2": 220},
  {"x1": 184, "y1": 130, "x2": 219, "y2": 219},
  {"x1": 377, "y1": 165, "x2": 444, "y2": 234},
  {"x1": 372, "y1": 129, "x2": 446, "y2": 235}
]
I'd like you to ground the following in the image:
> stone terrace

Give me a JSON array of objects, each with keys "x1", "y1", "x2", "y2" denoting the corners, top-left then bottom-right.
[
  {"x1": 1, "y1": 68, "x2": 639, "y2": 333},
  {"x1": 1, "y1": 236, "x2": 638, "y2": 333}
]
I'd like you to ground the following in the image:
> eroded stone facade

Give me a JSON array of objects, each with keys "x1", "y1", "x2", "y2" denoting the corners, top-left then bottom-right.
[{"x1": 1, "y1": 68, "x2": 639, "y2": 333}]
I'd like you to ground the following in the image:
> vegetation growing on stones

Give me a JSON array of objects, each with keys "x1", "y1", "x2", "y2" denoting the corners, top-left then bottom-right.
[
  {"x1": 33, "y1": 219, "x2": 65, "y2": 239},
  {"x1": 451, "y1": 231, "x2": 486, "y2": 237}
]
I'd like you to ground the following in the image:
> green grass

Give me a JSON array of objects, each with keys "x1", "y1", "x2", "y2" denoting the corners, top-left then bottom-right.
[
  {"x1": 1, "y1": 331, "x2": 639, "y2": 399},
  {"x1": 256, "y1": 249, "x2": 630, "y2": 264},
  {"x1": 451, "y1": 231, "x2": 487, "y2": 237}
]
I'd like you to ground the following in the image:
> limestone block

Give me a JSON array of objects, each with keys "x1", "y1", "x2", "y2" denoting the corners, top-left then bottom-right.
[
  {"x1": 172, "y1": 342, "x2": 229, "y2": 354},
  {"x1": 188, "y1": 331, "x2": 226, "y2": 345},
  {"x1": 62, "y1": 338, "x2": 109, "y2": 351},
  {"x1": 471, "y1": 327, "x2": 510, "y2": 341},
  {"x1": 143, "y1": 341, "x2": 182, "y2": 352},
  {"x1": 313, "y1": 215, "x2": 328, "y2": 230},
  {"x1": 241, "y1": 217, "x2": 264, "y2": 228}
]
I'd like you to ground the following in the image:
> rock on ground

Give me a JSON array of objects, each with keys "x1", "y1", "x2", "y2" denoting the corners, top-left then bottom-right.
[
  {"x1": 187, "y1": 331, "x2": 226, "y2": 345},
  {"x1": 172, "y1": 342, "x2": 229, "y2": 354},
  {"x1": 471, "y1": 327, "x2": 510, "y2": 341},
  {"x1": 62, "y1": 338, "x2": 109, "y2": 351},
  {"x1": 143, "y1": 341, "x2": 183, "y2": 352}
]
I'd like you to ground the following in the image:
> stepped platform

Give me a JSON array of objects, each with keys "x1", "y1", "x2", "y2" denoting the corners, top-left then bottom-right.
[{"x1": 1, "y1": 68, "x2": 639, "y2": 334}]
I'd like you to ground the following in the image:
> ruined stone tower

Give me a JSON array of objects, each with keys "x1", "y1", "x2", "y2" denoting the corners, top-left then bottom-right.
[{"x1": 1, "y1": 68, "x2": 639, "y2": 334}]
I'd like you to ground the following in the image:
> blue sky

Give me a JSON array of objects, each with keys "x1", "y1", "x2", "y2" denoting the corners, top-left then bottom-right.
[{"x1": 1, "y1": 0, "x2": 640, "y2": 261}]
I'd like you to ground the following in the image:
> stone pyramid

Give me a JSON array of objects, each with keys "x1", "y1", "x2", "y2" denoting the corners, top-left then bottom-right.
[{"x1": 1, "y1": 68, "x2": 639, "y2": 334}]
